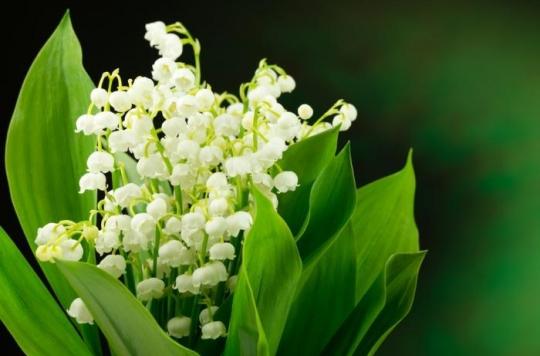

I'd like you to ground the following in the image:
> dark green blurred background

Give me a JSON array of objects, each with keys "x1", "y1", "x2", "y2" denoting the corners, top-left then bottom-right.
[{"x1": 2, "y1": 1, "x2": 539, "y2": 354}]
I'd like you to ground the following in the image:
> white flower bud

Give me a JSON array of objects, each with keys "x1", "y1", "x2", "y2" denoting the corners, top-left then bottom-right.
[
  {"x1": 226, "y1": 211, "x2": 253, "y2": 237},
  {"x1": 206, "y1": 173, "x2": 228, "y2": 190},
  {"x1": 137, "y1": 278, "x2": 165, "y2": 301},
  {"x1": 94, "y1": 111, "x2": 120, "y2": 131},
  {"x1": 332, "y1": 114, "x2": 352, "y2": 131},
  {"x1": 192, "y1": 261, "x2": 228, "y2": 288},
  {"x1": 205, "y1": 217, "x2": 227, "y2": 237},
  {"x1": 87, "y1": 151, "x2": 115, "y2": 173},
  {"x1": 201, "y1": 321, "x2": 227, "y2": 340},
  {"x1": 182, "y1": 212, "x2": 206, "y2": 231},
  {"x1": 95, "y1": 230, "x2": 120, "y2": 255},
  {"x1": 340, "y1": 103, "x2": 357, "y2": 121},
  {"x1": 277, "y1": 75, "x2": 296, "y2": 93},
  {"x1": 122, "y1": 230, "x2": 149, "y2": 253},
  {"x1": 147, "y1": 197, "x2": 168, "y2": 220},
  {"x1": 67, "y1": 298, "x2": 94, "y2": 325},
  {"x1": 174, "y1": 273, "x2": 199, "y2": 294},
  {"x1": 35, "y1": 244, "x2": 62, "y2": 262},
  {"x1": 195, "y1": 88, "x2": 215, "y2": 110},
  {"x1": 276, "y1": 112, "x2": 301, "y2": 141},
  {"x1": 159, "y1": 240, "x2": 191, "y2": 267},
  {"x1": 109, "y1": 91, "x2": 132, "y2": 112},
  {"x1": 298, "y1": 104, "x2": 313, "y2": 120},
  {"x1": 208, "y1": 198, "x2": 229, "y2": 217},
  {"x1": 199, "y1": 306, "x2": 219, "y2": 325},
  {"x1": 209, "y1": 242, "x2": 235, "y2": 261},
  {"x1": 112, "y1": 183, "x2": 142, "y2": 208},
  {"x1": 97, "y1": 254, "x2": 126, "y2": 278},
  {"x1": 128, "y1": 76, "x2": 154, "y2": 108},
  {"x1": 163, "y1": 217, "x2": 182, "y2": 234},
  {"x1": 152, "y1": 57, "x2": 177, "y2": 82},
  {"x1": 173, "y1": 69, "x2": 195, "y2": 91},
  {"x1": 75, "y1": 114, "x2": 96, "y2": 135},
  {"x1": 273, "y1": 171, "x2": 298, "y2": 193},
  {"x1": 90, "y1": 88, "x2": 108, "y2": 108},
  {"x1": 167, "y1": 316, "x2": 191, "y2": 338},
  {"x1": 247, "y1": 86, "x2": 271, "y2": 103},
  {"x1": 82, "y1": 225, "x2": 99, "y2": 242},
  {"x1": 79, "y1": 172, "x2": 106, "y2": 193},
  {"x1": 35, "y1": 223, "x2": 65, "y2": 246},
  {"x1": 131, "y1": 213, "x2": 156, "y2": 237},
  {"x1": 145, "y1": 21, "x2": 166, "y2": 46},
  {"x1": 176, "y1": 139, "x2": 200, "y2": 161},
  {"x1": 59, "y1": 239, "x2": 84, "y2": 261},
  {"x1": 159, "y1": 33, "x2": 183, "y2": 60}
]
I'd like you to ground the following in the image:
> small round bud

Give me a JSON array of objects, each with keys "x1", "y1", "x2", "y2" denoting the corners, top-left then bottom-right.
[
  {"x1": 277, "y1": 75, "x2": 296, "y2": 93},
  {"x1": 297, "y1": 104, "x2": 314, "y2": 120},
  {"x1": 90, "y1": 88, "x2": 108, "y2": 108}
]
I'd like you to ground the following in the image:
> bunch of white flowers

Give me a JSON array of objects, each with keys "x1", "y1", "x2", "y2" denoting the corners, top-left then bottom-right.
[{"x1": 35, "y1": 20, "x2": 356, "y2": 341}]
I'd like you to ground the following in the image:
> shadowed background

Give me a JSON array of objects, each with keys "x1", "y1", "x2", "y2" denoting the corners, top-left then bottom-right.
[{"x1": 1, "y1": 1, "x2": 539, "y2": 354}]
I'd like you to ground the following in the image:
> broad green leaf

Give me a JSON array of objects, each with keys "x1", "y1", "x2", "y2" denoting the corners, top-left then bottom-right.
[
  {"x1": 279, "y1": 151, "x2": 420, "y2": 355},
  {"x1": 0, "y1": 227, "x2": 91, "y2": 356},
  {"x1": 296, "y1": 143, "x2": 356, "y2": 263},
  {"x1": 225, "y1": 187, "x2": 302, "y2": 356},
  {"x1": 5, "y1": 12, "x2": 95, "y2": 309},
  {"x1": 324, "y1": 252, "x2": 426, "y2": 355},
  {"x1": 277, "y1": 126, "x2": 339, "y2": 235},
  {"x1": 57, "y1": 261, "x2": 199, "y2": 356}
]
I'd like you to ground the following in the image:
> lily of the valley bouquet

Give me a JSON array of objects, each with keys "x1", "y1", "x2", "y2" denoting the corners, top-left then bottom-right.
[{"x1": 1, "y1": 12, "x2": 425, "y2": 356}]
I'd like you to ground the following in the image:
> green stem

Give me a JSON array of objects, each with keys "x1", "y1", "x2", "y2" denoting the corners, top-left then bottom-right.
[
  {"x1": 152, "y1": 226, "x2": 161, "y2": 278},
  {"x1": 189, "y1": 296, "x2": 201, "y2": 346}
]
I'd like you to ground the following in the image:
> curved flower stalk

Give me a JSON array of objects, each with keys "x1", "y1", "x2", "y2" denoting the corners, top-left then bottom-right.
[{"x1": 32, "y1": 20, "x2": 358, "y2": 342}]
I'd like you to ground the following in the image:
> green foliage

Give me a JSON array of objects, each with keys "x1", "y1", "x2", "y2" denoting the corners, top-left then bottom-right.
[
  {"x1": 0, "y1": 227, "x2": 91, "y2": 356},
  {"x1": 224, "y1": 187, "x2": 302, "y2": 356},
  {"x1": 57, "y1": 260, "x2": 198, "y2": 356},
  {"x1": 4, "y1": 11, "x2": 95, "y2": 309}
]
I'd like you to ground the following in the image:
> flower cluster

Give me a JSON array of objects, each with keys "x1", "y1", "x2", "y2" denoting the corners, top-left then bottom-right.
[{"x1": 34, "y1": 20, "x2": 356, "y2": 341}]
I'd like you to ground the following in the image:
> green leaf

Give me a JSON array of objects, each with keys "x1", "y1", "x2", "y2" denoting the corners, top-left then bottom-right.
[
  {"x1": 296, "y1": 143, "x2": 356, "y2": 263},
  {"x1": 0, "y1": 227, "x2": 92, "y2": 356},
  {"x1": 324, "y1": 252, "x2": 426, "y2": 355},
  {"x1": 56, "y1": 261, "x2": 199, "y2": 356},
  {"x1": 277, "y1": 126, "x2": 339, "y2": 235},
  {"x1": 225, "y1": 187, "x2": 302, "y2": 356},
  {"x1": 279, "y1": 151, "x2": 420, "y2": 355},
  {"x1": 5, "y1": 12, "x2": 95, "y2": 309},
  {"x1": 112, "y1": 152, "x2": 143, "y2": 187}
]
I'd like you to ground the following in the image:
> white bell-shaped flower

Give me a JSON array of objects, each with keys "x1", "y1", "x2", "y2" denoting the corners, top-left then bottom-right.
[
  {"x1": 122, "y1": 230, "x2": 149, "y2": 253},
  {"x1": 163, "y1": 216, "x2": 182, "y2": 234},
  {"x1": 95, "y1": 230, "x2": 120, "y2": 255},
  {"x1": 94, "y1": 111, "x2": 120, "y2": 131},
  {"x1": 206, "y1": 173, "x2": 228, "y2": 191},
  {"x1": 173, "y1": 68, "x2": 195, "y2": 91},
  {"x1": 208, "y1": 198, "x2": 229, "y2": 217},
  {"x1": 213, "y1": 114, "x2": 241, "y2": 137},
  {"x1": 167, "y1": 316, "x2": 191, "y2": 338},
  {"x1": 137, "y1": 153, "x2": 169, "y2": 179},
  {"x1": 224, "y1": 156, "x2": 252, "y2": 177},
  {"x1": 147, "y1": 197, "x2": 168, "y2": 220},
  {"x1": 75, "y1": 114, "x2": 96, "y2": 135},
  {"x1": 59, "y1": 239, "x2": 84, "y2": 261},
  {"x1": 137, "y1": 278, "x2": 165, "y2": 301},
  {"x1": 108, "y1": 130, "x2": 134, "y2": 153},
  {"x1": 158, "y1": 240, "x2": 193, "y2": 267},
  {"x1": 162, "y1": 117, "x2": 186, "y2": 137},
  {"x1": 79, "y1": 172, "x2": 106, "y2": 193},
  {"x1": 152, "y1": 57, "x2": 176, "y2": 83},
  {"x1": 35, "y1": 244, "x2": 62, "y2": 262},
  {"x1": 176, "y1": 94, "x2": 198, "y2": 117},
  {"x1": 131, "y1": 213, "x2": 156, "y2": 238},
  {"x1": 109, "y1": 91, "x2": 132, "y2": 112},
  {"x1": 226, "y1": 211, "x2": 253, "y2": 237},
  {"x1": 159, "y1": 33, "x2": 183, "y2": 60},
  {"x1": 277, "y1": 75, "x2": 296, "y2": 93},
  {"x1": 112, "y1": 183, "x2": 142, "y2": 208},
  {"x1": 205, "y1": 217, "x2": 227, "y2": 237},
  {"x1": 297, "y1": 104, "x2": 313, "y2": 120},
  {"x1": 105, "y1": 215, "x2": 132, "y2": 233},
  {"x1": 275, "y1": 112, "x2": 301, "y2": 141},
  {"x1": 174, "y1": 273, "x2": 200, "y2": 294},
  {"x1": 128, "y1": 77, "x2": 154, "y2": 108},
  {"x1": 192, "y1": 261, "x2": 228, "y2": 288},
  {"x1": 332, "y1": 114, "x2": 352, "y2": 131},
  {"x1": 90, "y1": 88, "x2": 108, "y2": 108},
  {"x1": 199, "y1": 306, "x2": 219, "y2": 325},
  {"x1": 209, "y1": 242, "x2": 235, "y2": 261},
  {"x1": 199, "y1": 146, "x2": 223, "y2": 167},
  {"x1": 35, "y1": 223, "x2": 65, "y2": 246},
  {"x1": 340, "y1": 103, "x2": 357, "y2": 121},
  {"x1": 144, "y1": 21, "x2": 167, "y2": 46},
  {"x1": 195, "y1": 88, "x2": 215, "y2": 110},
  {"x1": 273, "y1": 171, "x2": 298, "y2": 193},
  {"x1": 201, "y1": 321, "x2": 227, "y2": 340},
  {"x1": 97, "y1": 254, "x2": 126, "y2": 278},
  {"x1": 169, "y1": 164, "x2": 197, "y2": 188},
  {"x1": 67, "y1": 298, "x2": 94, "y2": 325},
  {"x1": 87, "y1": 151, "x2": 115, "y2": 173}
]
